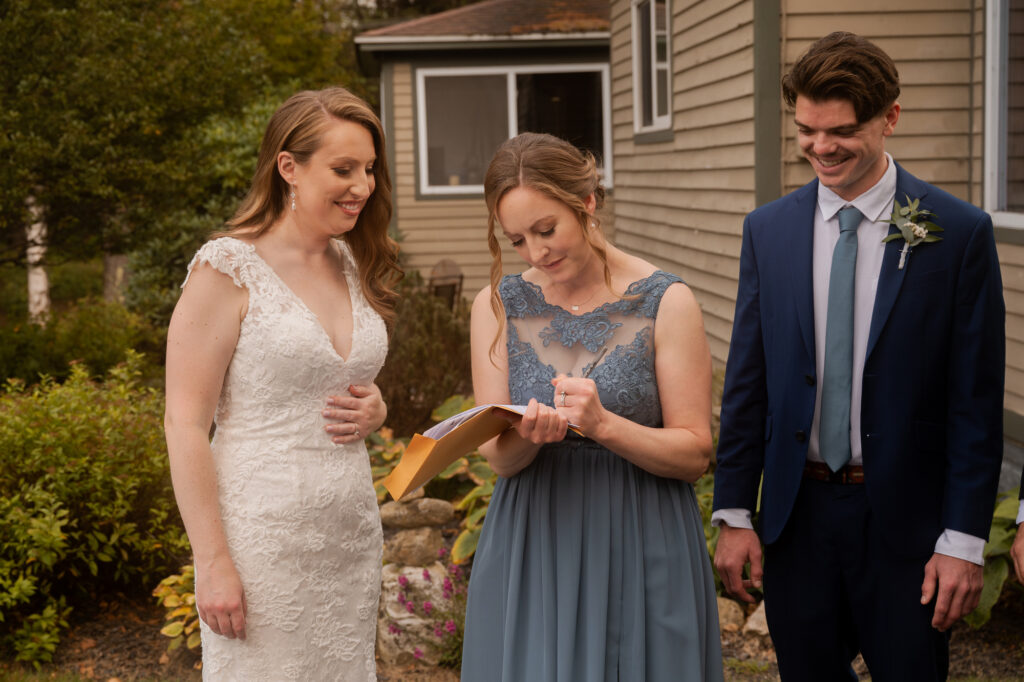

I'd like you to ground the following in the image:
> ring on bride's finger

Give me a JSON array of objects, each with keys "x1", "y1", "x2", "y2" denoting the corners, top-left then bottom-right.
[
  {"x1": 354, "y1": 427, "x2": 360, "y2": 437},
  {"x1": 559, "y1": 391, "x2": 567, "y2": 406}
]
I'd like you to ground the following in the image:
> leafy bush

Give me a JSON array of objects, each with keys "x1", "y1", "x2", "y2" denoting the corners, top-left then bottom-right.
[
  {"x1": 0, "y1": 353, "x2": 189, "y2": 665},
  {"x1": 153, "y1": 564, "x2": 201, "y2": 652},
  {"x1": 964, "y1": 487, "x2": 1022, "y2": 628},
  {"x1": 376, "y1": 274, "x2": 472, "y2": 437},
  {"x1": 0, "y1": 299, "x2": 161, "y2": 385}
]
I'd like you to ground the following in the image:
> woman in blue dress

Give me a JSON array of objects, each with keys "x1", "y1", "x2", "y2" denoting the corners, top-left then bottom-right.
[{"x1": 461, "y1": 132, "x2": 724, "y2": 682}]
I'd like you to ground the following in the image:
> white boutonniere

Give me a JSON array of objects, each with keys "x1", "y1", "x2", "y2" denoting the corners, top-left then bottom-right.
[{"x1": 883, "y1": 195, "x2": 942, "y2": 270}]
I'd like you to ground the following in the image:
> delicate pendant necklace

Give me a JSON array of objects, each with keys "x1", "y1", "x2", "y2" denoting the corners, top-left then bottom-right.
[{"x1": 567, "y1": 284, "x2": 601, "y2": 312}]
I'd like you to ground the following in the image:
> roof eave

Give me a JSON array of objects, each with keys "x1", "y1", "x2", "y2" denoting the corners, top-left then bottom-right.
[{"x1": 355, "y1": 31, "x2": 610, "y2": 53}]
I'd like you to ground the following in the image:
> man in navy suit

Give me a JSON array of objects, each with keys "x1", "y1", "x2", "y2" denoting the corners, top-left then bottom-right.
[{"x1": 712, "y1": 32, "x2": 1005, "y2": 680}]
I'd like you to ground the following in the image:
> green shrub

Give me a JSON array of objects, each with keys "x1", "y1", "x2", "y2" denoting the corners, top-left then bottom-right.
[
  {"x1": 153, "y1": 564, "x2": 201, "y2": 652},
  {"x1": 0, "y1": 299, "x2": 161, "y2": 385},
  {"x1": 0, "y1": 353, "x2": 189, "y2": 665},
  {"x1": 964, "y1": 487, "x2": 1021, "y2": 628},
  {"x1": 376, "y1": 274, "x2": 472, "y2": 437}
]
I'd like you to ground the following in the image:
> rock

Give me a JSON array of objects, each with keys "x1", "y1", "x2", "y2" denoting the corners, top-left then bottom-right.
[
  {"x1": 742, "y1": 600, "x2": 770, "y2": 637},
  {"x1": 383, "y1": 527, "x2": 444, "y2": 566},
  {"x1": 377, "y1": 562, "x2": 454, "y2": 666},
  {"x1": 380, "y1": 498, "x2": 455, "y2": 529},
  {"x1": 717, "y1": 596, "x2": 745, "y2": 633}
]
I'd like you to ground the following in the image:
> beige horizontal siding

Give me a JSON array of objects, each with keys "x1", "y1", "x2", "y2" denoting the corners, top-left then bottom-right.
[{"x1": 611, "y1": 0, "x2": 754, "y2": 366}]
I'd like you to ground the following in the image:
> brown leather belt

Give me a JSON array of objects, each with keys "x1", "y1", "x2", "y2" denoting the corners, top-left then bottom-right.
[{"x1": 803, "y1": 460, "x2": 864, "y2": 484}]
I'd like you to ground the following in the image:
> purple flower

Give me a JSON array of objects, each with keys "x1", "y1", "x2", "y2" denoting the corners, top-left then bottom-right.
[
  {"x1": 405, "y1": 602, "x2": 415, "y2": 613},
  {"x1": 398, "y1": 575, "x2": 409, "y2": 588},
  {"x1": 423, "y1": 601, "x2": 433, "y2": 614},
  {"x1": 434, "y1": 626, "x2": 444, "y2": 638},
  {"x1": 388, "y1": 623, "x2": 401, "y2": 635},
  {"x1": 422, "y1": 568, "x2": 432, "y2": 582},
  {"x1": 449, "y1": 565, "x2": 463, "y2": 579},
  {"x1": 396, "y1": 593, "x2": 406, "y2": 605},
  {"x1": 438, "y1": 547, "x2": 447, "y2": 558},
  {"x1": 443, "y1": 577, "x2": 453, "y2": 592},
  {"x1": 414, "y1": 648, "x2": 423, "y2": 659},
  {"x1": 445, "y1": 619, "x2": 456, "y2": 634}
]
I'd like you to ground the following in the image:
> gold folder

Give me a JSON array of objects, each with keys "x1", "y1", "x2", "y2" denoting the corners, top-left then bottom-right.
[{"x1": 381, "y1": 404, "x2": 581, "y2": 500}]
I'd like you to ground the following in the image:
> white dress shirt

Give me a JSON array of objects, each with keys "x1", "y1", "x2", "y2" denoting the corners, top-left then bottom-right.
[{"x1": 713, "y1": 154, "x2": 985, "y2": 565}]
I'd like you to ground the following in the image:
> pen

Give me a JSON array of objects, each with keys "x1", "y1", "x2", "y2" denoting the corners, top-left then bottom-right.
[{"x1": 582, "y1": 346, "x2": 608, "y2": 379}]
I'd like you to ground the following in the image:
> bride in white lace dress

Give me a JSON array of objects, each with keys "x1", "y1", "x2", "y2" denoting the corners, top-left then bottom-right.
[{"x1": 164, "y1": 88, "x2": 401, "y2": 681}]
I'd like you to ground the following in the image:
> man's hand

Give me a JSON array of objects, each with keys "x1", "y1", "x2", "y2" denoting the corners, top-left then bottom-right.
[
  {"x1": 713, "y1": 525, "x2": 763, "y2": 603},
  {"x1": 920, "y1": 553, "x2": 983, "y2": 631},
  {"x1": 1011, "y1": 525, "x2": 1024, "y2": 584}
]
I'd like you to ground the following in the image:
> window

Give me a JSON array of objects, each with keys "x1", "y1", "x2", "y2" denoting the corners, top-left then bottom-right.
[
  {"x1": 416, "y1": 64, "x2": 612, "y2": 195},
  {"x1": 631, "y1": 0, "x2": 671, "y2": 133},
  {"x1": 985, "y1": 0, "x2": 1024, "y2": 227}
]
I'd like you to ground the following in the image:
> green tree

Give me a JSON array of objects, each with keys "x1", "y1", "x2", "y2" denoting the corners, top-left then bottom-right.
[{"x1": 0, "y1": 0, "x2": 368, "y2": 315}]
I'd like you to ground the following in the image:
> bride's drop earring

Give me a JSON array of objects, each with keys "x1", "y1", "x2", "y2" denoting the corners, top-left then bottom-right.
[{"x1": 290, "y1": 188, "x2": 296, "y2": 211}]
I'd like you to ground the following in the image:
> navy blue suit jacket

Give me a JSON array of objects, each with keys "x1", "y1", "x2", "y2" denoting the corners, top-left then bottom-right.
[{"x1": 713, "y1": 164, "x2": 1005, "y2": 557}]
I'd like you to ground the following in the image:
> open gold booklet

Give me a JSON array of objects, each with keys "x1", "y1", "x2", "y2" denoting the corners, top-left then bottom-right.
[{"x1": 381, "y1": 404, "x2": 582, "y2": 500}]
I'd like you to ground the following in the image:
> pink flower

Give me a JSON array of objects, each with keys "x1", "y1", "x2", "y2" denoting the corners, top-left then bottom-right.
[
  {"x1": 414, "y1": 648, "x2": 423, "y2": 659},
  {"x1": 438, "y1": 547, "x2": 447, "y2": 558},
  {"x1": 423, "y1": 601, "x2": 433, "y2": 614},
  {"x1": 398, "y1": 575, "x2": 409, "y2": 588},
  {"x1": 449, "y1": 565, "x2": 463, "y2": 579},
  {"x1": 434, "y1": 626, "x2": 444, "y2": 638},
  {"x1": 445, "y1": 619, "x2": 456, "y2": 634},
  {"x1": 422, "y1": 568, "x2": 432, "y2": 582},
  {"x1": 388, "y1": 623, "x2": 401, "y2": 635},
  {"x1": 405, "y1": 602, "x2": 415, "y2": 613},
  {"x1": 396, "y1": 593, "x2": 406, "y2": 605},
  {"x1": 443, "y1": 577, "x2": 453, "y2": 592}
]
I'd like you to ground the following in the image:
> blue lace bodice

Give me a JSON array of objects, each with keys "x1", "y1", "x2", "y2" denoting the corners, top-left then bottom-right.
[{"x1": 500, "y1": 271, "x2": 683, "y2": 428}]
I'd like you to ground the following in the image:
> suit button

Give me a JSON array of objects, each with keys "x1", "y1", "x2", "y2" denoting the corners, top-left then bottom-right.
[
  {"x1": 804, "y1": 374, "x2": 815, "y2": 385},
  {"x1": 795, "y1": 430, "x2": 806, "y2": 442}
]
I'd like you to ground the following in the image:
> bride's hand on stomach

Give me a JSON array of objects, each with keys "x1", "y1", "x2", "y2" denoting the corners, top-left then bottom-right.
[{"x1": 323, "y1": 383, "x2": 386, "y2": 444}]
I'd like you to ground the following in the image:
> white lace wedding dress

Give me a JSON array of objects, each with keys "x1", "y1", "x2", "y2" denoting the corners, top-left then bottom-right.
[{"x1": 184, "y1": 237, "x2": 386, "y2": 681}]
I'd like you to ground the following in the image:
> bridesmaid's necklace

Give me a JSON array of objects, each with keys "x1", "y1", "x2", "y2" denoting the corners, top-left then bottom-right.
[{"x1": 559, "y1": 282, "x2": 603, "y2": 312}]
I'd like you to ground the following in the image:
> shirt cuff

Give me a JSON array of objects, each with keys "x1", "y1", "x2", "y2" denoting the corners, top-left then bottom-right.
[
  {"x1": 711, "y1": 508, "x2": 753, "y2": 529},
  {"x1": 1017, "y1": 499, "x2": 1024, "y2": 526},
  {"x1": 934, "y1": 529, "x2": 986, "y2": 566}
]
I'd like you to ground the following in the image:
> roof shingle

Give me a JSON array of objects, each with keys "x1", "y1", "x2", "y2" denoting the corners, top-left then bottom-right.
[{"x1": 358, "y1": 0, "x2": 609, "y2": 38}]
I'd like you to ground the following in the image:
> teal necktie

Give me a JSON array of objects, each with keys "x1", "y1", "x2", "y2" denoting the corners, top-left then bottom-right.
[{"x1": 820, "y1": 205, "x2": 862, "y2": 472}]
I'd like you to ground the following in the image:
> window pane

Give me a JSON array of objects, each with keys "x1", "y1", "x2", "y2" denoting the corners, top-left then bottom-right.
[
  {"x1": 656, "y1": 67, "x2": 668, "y2": 118},
  {"x1": 1008, "y1": 0, "x2": 1024, "y2": 211},
  {"x1": 516, "y1": 72, "x2": 604, "y2": 164},
  {"x1": 638, "y1": 0, "x2": 653, "y2": 126},
  {"x1": 424, "y1": 75, "x2": 508, "y2": 187}
]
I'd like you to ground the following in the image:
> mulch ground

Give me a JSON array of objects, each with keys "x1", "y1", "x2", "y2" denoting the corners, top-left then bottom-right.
[{"x1": 8, "y1": 581, "x2": 1023, "y2": 681}]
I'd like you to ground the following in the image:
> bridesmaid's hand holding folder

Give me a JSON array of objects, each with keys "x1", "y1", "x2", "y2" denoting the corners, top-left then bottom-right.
[{"x1": 381, "y1": 404, "x2": 581, "y2": 500}]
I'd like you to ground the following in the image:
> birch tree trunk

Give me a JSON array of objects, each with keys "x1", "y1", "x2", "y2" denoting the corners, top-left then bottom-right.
[{"x1": 25, "y1": 195, "x2": 51, "y2": 324}]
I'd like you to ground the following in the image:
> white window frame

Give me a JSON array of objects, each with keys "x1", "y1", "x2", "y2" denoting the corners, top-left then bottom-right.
[
  {"x1": 631, "y1": 0, "x2": 672, "y2": 134},
  {"x1": 985, "y1": 0, "x2": 1024, "y2": 228},
  {"x1": 415, "y1": 63, "x2": 613, "y2": 196}
]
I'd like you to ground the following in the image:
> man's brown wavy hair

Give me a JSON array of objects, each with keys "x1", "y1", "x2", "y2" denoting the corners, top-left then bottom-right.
[{"x1": 782, "y1": 32, "x2": 900, "y2": 124}]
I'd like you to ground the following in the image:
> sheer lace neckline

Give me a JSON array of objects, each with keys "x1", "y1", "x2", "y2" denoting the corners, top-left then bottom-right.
[
  {"x1": 225, "y1": 236, "x2": 358, "y2": 363},
  {"x1": 517, "y1": 270, "x2": 667, "y2": 317}
]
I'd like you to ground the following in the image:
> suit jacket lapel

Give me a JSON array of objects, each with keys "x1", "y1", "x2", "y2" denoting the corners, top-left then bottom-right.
[
  {"x1": 866, "y1": 164, "x2": 929, "y2": 360},
  {"x1": 789, "y1": 181, "x2": 818, "y2": 362}
]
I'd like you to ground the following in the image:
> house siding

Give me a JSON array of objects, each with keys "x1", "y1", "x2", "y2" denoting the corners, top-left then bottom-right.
[
  {"x1": 1003, "y1": 2, "x2": 1024, "y2": 423},
  {"x1": 611, "y1": 0, "x2": 755, "y2": 364}
]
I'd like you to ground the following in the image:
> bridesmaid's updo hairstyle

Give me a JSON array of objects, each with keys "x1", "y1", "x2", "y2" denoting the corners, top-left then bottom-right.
[
  {"x1": 220, "y1": 87, "x2": 402, "y2": 327},
  {"x1": 483, "y1": 132, "x2": 607, "y2": 359}
]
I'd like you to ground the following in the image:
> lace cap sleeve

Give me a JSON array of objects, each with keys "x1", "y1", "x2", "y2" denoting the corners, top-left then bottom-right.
[{"x1": 182, "y1": 237, "x2": 256, "y2": 290}]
